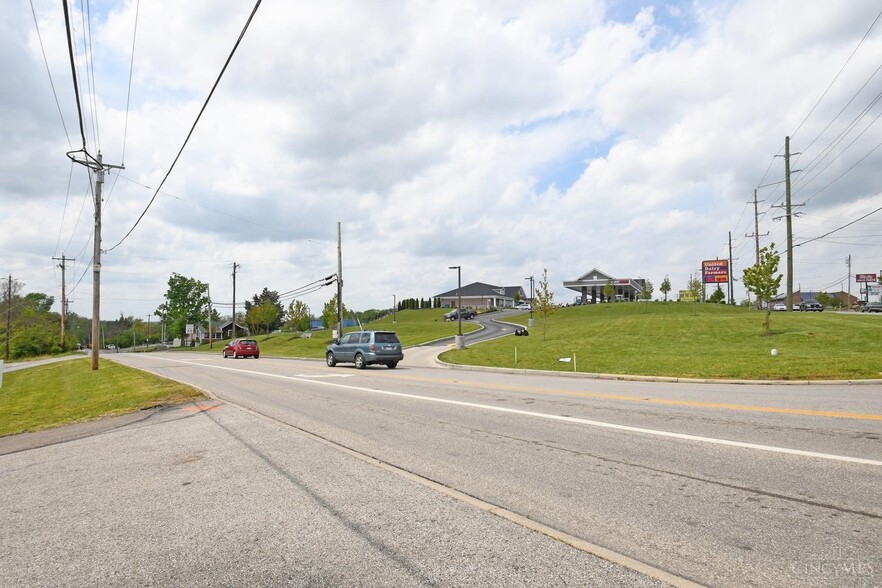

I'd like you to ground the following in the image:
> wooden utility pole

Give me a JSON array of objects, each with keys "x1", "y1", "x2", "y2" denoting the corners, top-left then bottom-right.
[
  {"x1": 231, "y1": 263, "x2": 239, "y2": 338},
  {"x1": 336, "y1": 222, "x2": 343, "y2": 337},
  {"x1": 53, "y1": 255, "x2": 73, "y2": 349},
  {"x1": 746, "y1": 189, "x2": 768, "y2": 309},
  {"x1": 5, "y1": 275, "x2": 11, "y2": 361},
  {"x1": 728, "y1": 232, "x2": 734, "y2": 304},
  {"x1": 208, "y1": 284, "x2": 213, "y2": 349},
  {"x1": 784, "y1": 136, "x2": 794, "y2": 311},
  {"x1": 91, "y1": 153, "x2": 104, "y2": 370}
]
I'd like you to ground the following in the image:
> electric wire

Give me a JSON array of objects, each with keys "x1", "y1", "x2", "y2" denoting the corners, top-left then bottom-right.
[
  {"x1": 793, "y1": 202, "x2": 882, "y2": 249},
  {"x1": 62, "y1": 0, "x2": 87, "y2": 151},
  {"x1": 81, "y1": 0, "x2": 101, "y2": 151},
  {"x1": 790, "y1": 6, "x2": 882, "y2": 141},
  {"x1": 106, "y1": 0, "x2": 264, "y2": 252},
  {"x1": 30, "y1": 0, "x2": 72, "y2": 149},
  {"x1": 120, "y1": 0, "x2": 140, "y2": 165}
]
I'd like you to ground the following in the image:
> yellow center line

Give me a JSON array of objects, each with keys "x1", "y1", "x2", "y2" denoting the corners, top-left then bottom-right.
[{"x1": 370, "y1": 373, "x2": 882, "y2": 421}]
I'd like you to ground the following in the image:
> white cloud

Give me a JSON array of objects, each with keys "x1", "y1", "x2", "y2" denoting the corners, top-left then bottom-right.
[{"x1": 2, "y1": 0, "x2": 881, "y2": 324}]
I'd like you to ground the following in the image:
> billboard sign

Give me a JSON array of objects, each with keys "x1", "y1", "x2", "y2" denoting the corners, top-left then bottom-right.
[
  {"x1": 702, "y1": 260, "x2": 729, "y2": 283},
  {"x1": 855, "y1": 273, "x2": 877, "y2": 283},
  {"x1": 679, "y1": 290, "x2": 697, "y2": 302}
]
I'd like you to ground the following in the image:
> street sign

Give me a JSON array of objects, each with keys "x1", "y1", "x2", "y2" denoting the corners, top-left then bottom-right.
[
  {"x1": 702, "y1": 260, "x2": 729, "y2": 283},
  {"x1": 855, "y1": 273, "x2": 877, "y2": 283}
]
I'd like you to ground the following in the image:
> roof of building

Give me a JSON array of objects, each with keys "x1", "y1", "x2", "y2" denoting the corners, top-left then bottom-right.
[{"x1": 436, "y1": 281, "x2": 526, "y2": 299}]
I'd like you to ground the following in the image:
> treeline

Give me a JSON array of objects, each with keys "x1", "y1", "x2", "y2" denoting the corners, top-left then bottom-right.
[{"x1": 396, "y1": 297, "x2": 442, "y2": 310}]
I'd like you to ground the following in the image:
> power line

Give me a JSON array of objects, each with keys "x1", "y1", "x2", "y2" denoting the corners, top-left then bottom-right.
[
  {"x1": 106, "y1": 0, "x2": 264, "y2": 251},
  {"x1": 62, "y1": 0, "x2": 88, "y2": 151},
  {"x1": 30, "y1": 0, "x2": 72, "y2": 149},
  {"x1": 790, "y1": 6, "x2": 882, "y2": 141},
  {"x1": 121, "y1": 0, "x2": 140, "y2": 165},
  {"x1": 793, "y1": 202, "x2": 882, "y2": 249}
]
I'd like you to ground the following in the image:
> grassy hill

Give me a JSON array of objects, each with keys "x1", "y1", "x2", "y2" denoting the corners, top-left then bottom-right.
[
  {"x1": 194, "y1": 308, "x2": 482, "y2": 359},
  {"x1": 440, "y1": 302, "x2": 882, "y2": 380}
]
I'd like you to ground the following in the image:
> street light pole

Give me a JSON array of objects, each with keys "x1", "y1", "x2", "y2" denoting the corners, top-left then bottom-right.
[
  {"x1": 448, "y1": 265, "x2": 463, "y2": 348},
  {"x1": 525, "y1": 275, "x2": 535, "y2": 327},
  {"x1": 393, "y1": 294, "x2": 396, "y2": 324}
]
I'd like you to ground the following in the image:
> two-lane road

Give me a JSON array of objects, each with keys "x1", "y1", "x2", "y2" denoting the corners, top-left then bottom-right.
[{"x1": 100, "y1": 351, "x2": 882, "y2": 587}]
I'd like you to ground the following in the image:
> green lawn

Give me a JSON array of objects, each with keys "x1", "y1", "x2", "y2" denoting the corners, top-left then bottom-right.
[
  {"x1": 0, "y1": 358, "x2": 205, "y2": 436},
  {"x1": 192, "y1": 308, "x2": 482, "y2": 359},
  {"x1": 440, "y1": 302, "x2": 882, "y2": 380}
]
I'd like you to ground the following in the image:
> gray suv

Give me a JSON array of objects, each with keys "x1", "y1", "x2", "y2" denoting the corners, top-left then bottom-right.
[
  {"x1": 326, "y1": 331, "x2": 404, "y2": 369},
  {"x1": 443, "y1": 308, "x2": 476, "y2": 321}
]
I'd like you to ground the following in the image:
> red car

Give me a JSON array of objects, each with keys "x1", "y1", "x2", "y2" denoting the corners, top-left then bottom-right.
[{"x1": 222, "y1": 338, "x2": 260, "y2": 359}]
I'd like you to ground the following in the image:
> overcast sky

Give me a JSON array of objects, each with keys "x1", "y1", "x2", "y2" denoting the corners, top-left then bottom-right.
[{"x1": 3, "y1": 0, "x2": 882, "y2": 323}]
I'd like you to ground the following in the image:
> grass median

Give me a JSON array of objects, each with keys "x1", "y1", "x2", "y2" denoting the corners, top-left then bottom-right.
[
  {"x1": 0, "y1": 357, "x2": 205, "y2": 436},
  {"x1": 440, "y1": 302, "x2": 882, "y2": 380}
]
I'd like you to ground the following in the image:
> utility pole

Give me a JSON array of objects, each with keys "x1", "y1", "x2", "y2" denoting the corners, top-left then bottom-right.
[
  {"x1": 846, "y1": 255, "x2": 852, "y2": 309},
  {"x1": 231, "y1": 262, "x2": 239, "y2": 338},
  {"x1": 336, "y1": 222, "x2": 343, "y2": 337},
  {"x1": 773, "y1": 137, "x2": 802, "y2": 311},
  {"x1": 53, "y1": 255, "x2": 73, "y2": 349},
  {"x1": 784, "y1": 136, "x2": 794, "y2": 311},
  {"x1": 208, "y1": 284, "x2": 213, "y2": 349},
  {"x1": 728, "y1": 232, "x2": 734, "y2": 304},
  {"x1": 745, "y1": 189, "x2": 768, "y2": 310},
  {"x1": 64, "y1": 151, "x2": 124, "y2": 371},
  {"x1": 5, "y1": 275, "x2": 11, "y2": 361}
]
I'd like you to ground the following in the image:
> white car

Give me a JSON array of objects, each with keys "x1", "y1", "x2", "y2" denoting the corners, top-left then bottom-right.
[
  {"x1": 515, "y1": 303, "x2": 531, "y2": 310},
  {"x1": 772, "y1": 303, "x2": 787, "y2": 311}
]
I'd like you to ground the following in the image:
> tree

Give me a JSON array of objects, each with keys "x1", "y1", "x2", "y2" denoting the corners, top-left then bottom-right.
[
  {"x1": 742, "y1": 243, "x2": 783, "y2": 336},
  {"x1": 285, "y1": 299, "x2": 311, "y2": 332},
  {"x1": 816, "y1": 292, "x2": 835, "y2": 309},
  {"x1": 686, "y1": 276, "x2": 702, "y2": 301},
  {"x1": 321, "y1": 293, "x2": 347, "y2": 332},
  {"x1": 640, "y1": 280, "x2": 654, "y2": 302},
  {"x1": 533, "y1": 268, "x2": 556, "y2": 340},
  {"x1": 708, "y1": 286, "x2": 726, "y2": 304},
  {"x1": 660, "y1": 275, "x2": 671, "y2": 301},
  {"x1": 247, "y1": 302, "x2": 280, "y2": 336},
  {"x1": 155, "y1": 273, "x2": 210, "y2": 343},
  {"x1": 603, "y1": 279, "x2": 615, "y2": 303},
  {"x1": 244, "y1": 288, "x2": 284, "y2": 332}
]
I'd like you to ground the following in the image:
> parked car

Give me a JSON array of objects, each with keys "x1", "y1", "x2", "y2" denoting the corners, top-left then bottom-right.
[
  {"x1": 772, "y1": 303, "x2": 787, "y2": 311},
  {"x1": 798, "y1": 299, "x2": 823, "y2": 312},
  {"x1": 515, "y1": 303, "x2": 531, "y2": 310},
  {"x1": 861, "y1": 301, "x2": 882, "y2": 313},
  {"x1": 443, "y1": 309, "x2": 476, "y2": 321},
  {"x1": 326, "y1": 331, "x2": 403, "y2": 369},
  {"x1": 222, "y1": 338, "x2": 260, "y2": 358}
]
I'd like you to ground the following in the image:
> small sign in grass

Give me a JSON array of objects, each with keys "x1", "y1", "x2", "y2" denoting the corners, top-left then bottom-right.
[{"x1": 0, "y1": 358, "x2": 204, "y2": 436}]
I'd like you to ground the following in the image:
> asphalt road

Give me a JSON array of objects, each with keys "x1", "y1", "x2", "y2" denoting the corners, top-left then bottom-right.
[{"x1": 2, "y1": 348, "x2": 880, "y2": 587}]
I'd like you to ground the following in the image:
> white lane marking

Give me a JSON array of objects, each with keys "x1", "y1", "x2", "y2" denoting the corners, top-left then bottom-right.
[
  {"x1": 294, "y1": 374, "x2": 354, "y2": 379},
  {"x1": 140, "y1": 355, "x2": 882, "y2": 467}
]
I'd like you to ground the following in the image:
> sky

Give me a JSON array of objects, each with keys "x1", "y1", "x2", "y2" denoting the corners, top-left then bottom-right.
[{"x1": 3, "y1": 0, "x2": 882, "y2": 325}]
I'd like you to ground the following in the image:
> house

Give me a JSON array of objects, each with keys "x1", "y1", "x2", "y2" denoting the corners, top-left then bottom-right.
[
  {"x1": 563, "y1": 268, "x2": 646, "y2": 304},
  {"x1": 216, "y1": 320, "x2": 249, "y2": 340},
  {"x1": 435, "y1": 282, "x2": 527, "y2": 309}
]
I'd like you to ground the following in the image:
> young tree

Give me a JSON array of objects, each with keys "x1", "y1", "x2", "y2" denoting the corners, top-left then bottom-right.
[
  {"x1": 742, "y1": 243, "x2": 783, "y2": 336},
  {"x1": 640, "y1": 280, "x2": 654, "y2": 302},
  {"x1": 533, "y1": 268, "x2": 556, "y2": 340},
  {"x1": 247, "y1": 302, "x2": 280, "y2": 336},
  {"x1": 155, "y1": 273, "x2": 210, "y2": 342},
  {"x1": 244, "y1": 288, "x2": 284, "y2": 332},
  {"x1": 321, "y1": 293, "x2": 348, "y2": 332},
  {"x1": 687, "y1": 276, "x2": 702, "y2": 301},
  {"x1": 285, "y1": 299, "x2": 311, "y2": 332},
  {"x1": 603, "y1": 279, "x2": 616, "y2": 302},
  {"x1": 708, "y1": 286, "x2": 726, "y2": 304},
  {"x1": 660, "y1": 275, "x2": 671, "y2": 301}
]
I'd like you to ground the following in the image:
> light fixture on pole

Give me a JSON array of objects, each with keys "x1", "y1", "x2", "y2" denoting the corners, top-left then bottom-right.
[
  {"x1": 525, "y1": 275, "x2": 535, "y2": 327},
  {"x1": 448, "y1": 265, "x2": 464, "y2": 348},
  {"x1": 393, "y1": 294, "x2": 397, "y2": 324}
]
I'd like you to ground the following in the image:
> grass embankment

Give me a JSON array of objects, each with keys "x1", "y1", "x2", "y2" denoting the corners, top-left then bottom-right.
[
  {"x1": 193, "y1": 308, "x2": 482, "y2": 358},
  {"x1": 441, "y1": 302, "x2": 882, "y2": 380},
  {"x1": 0, "y1": 358, "x2": 204, "y2": 436}
]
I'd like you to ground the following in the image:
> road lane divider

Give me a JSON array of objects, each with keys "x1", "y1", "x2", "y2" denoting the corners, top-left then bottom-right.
[{"x1": 136, "y1": 355, "x2": 882, "y2": 467}]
